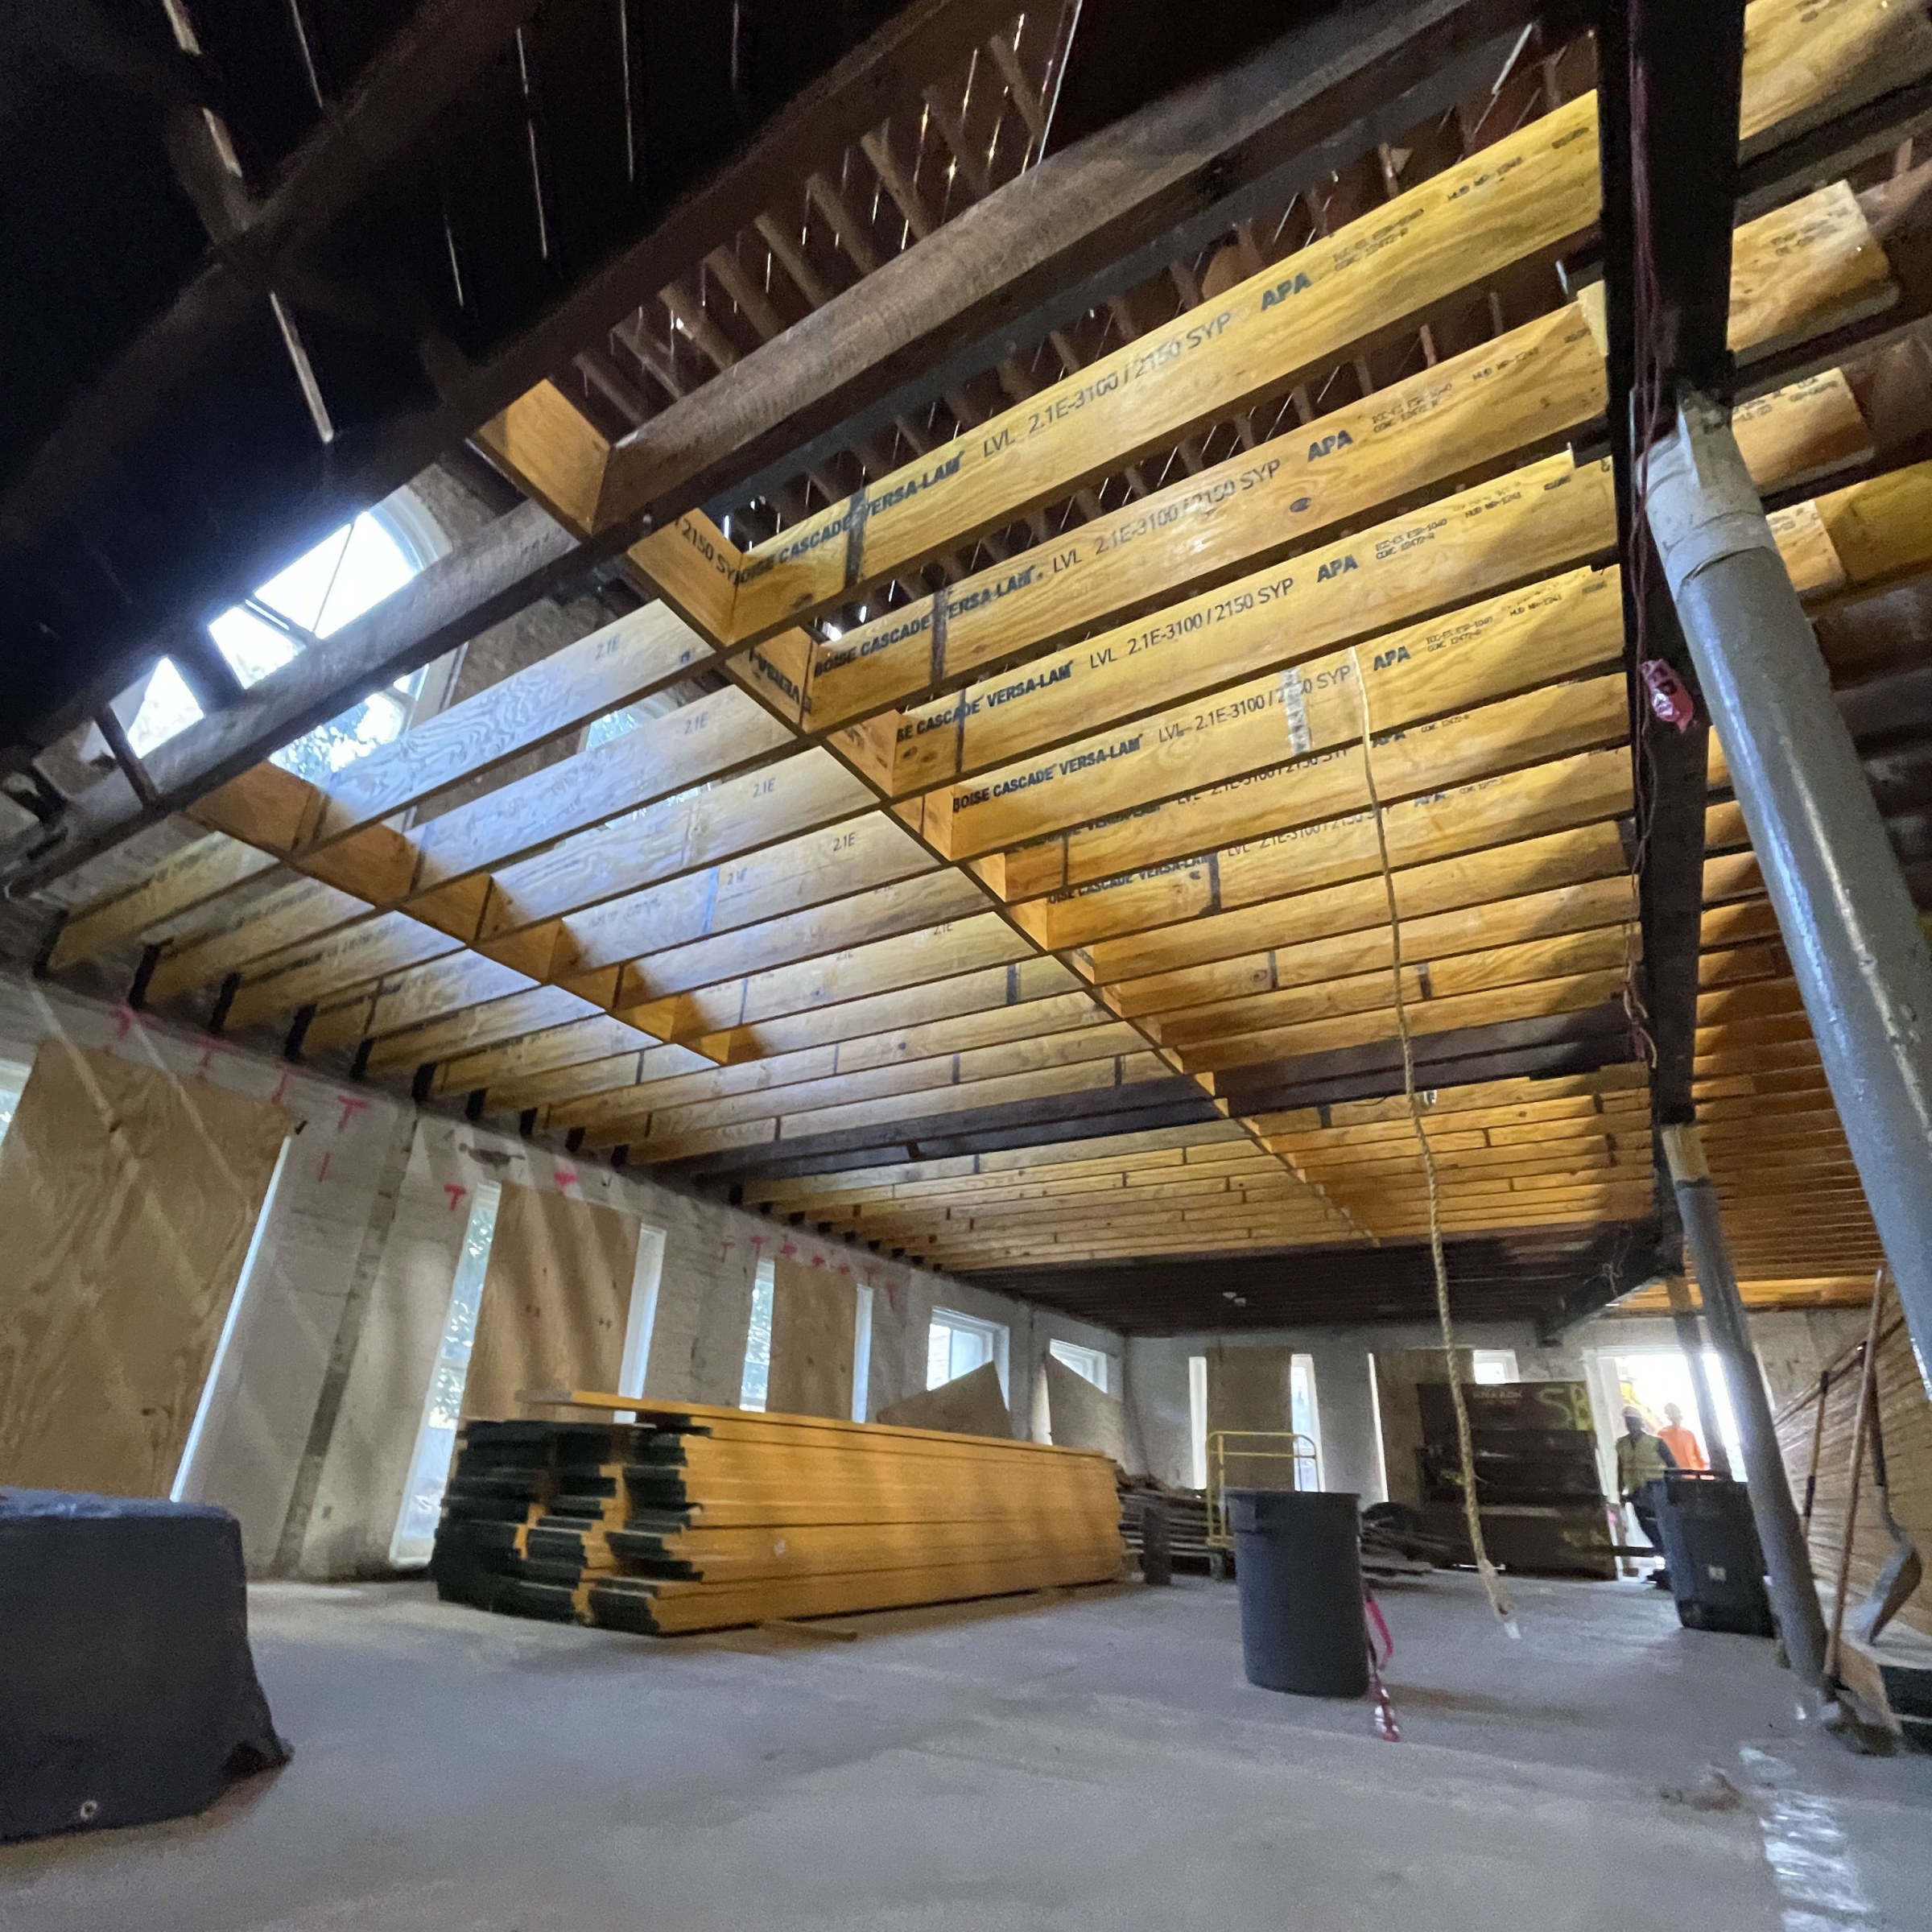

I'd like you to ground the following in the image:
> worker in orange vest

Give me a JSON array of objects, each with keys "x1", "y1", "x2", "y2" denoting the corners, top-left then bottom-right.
[{"x1": 1657, "y1": 1402, "x2": 1708, "y2": 1473}]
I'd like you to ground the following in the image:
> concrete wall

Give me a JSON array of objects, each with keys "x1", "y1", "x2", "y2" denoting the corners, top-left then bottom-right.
[
  {"x1": 1125, "y1": 1319, "x2": 1576, "y2": 1499},
  {"x1": 297, "y1": 1115, "x2": 1127, "y2": 1577},
  {"x1": 0, "y1": 976, "x2": 1125, "y2": 1579},
  {"x1": 1121, "y1": 1305, "x2": 1869, "y2": 1503},
  {"x1": 2, "y1": 974, "x2": 1866, "y2": 1576}
]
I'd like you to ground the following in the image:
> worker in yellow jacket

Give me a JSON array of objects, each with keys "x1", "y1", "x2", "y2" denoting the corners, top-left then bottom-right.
[{"x1": 1616, "y1": 1406, "x2": 1679, "y2": 1587}]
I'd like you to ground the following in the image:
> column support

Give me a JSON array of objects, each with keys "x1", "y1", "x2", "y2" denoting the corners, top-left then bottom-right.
[{"x1": 1662, "y1": 1125, "x2": 1826, "y2": 1687}]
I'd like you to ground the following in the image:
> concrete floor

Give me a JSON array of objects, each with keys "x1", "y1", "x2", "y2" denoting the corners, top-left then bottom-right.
[{"x1": 5, "y1": 1571, "x2": 1931, "y2": 1930}]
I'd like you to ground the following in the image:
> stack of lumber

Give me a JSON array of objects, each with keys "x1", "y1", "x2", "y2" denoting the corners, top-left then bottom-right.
[
  {"x1": 431, "y1": 1397, "x2": 1125, "y2": 1636},
  {"x1": 1415, "y1": 1381, "x2": 1616, "y2": 1579}
]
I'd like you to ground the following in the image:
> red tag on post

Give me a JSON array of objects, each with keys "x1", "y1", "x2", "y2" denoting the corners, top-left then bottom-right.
[{"x1": 1639, "y1": 658, "x2": 1696, "y2": 731}]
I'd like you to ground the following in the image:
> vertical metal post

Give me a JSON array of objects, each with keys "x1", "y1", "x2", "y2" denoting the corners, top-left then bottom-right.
[
  {"x1": 1662, "y1": 1125, "x2": 1827, "y2": 1687},
  {"x1": 1662, "y1": 1271, "x2": 1732, "y2": 1478},
  {"x1": 1644, "y1": 394, "x2": 1932, "y2": 1383}
]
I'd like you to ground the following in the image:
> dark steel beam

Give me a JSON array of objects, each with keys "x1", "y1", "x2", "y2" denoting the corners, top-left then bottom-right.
[
  {"x1": 660, "y1": 1077, "x2": 1220, "y2": 1183},
  {"x1": 1604, "y1": 0, "x2": 1827, "y2": 1690},
  {"x1": 958, "y1": 1220, "x2": 1652, "y2": 1335},
  {"x1": 1209, "y1": 1003, "x2": 1637, "y2": 1117}
]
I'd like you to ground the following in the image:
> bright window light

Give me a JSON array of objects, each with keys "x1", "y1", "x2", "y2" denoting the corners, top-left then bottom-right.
[
  {"x1": 1049, "y1": 1339, "x2": 1109, "y2": 1392},
  {"x1": 740, "y1": 1256, "x2": 776, "y2": 1411},
  {"x1": 0, "y1": 1057, "x2": 33, "y2": 1152},
  {"x1": 927, "y1": 1307, "x2": 1008, "y2": 1395},
  {"x1": 126, "y1": 658, "x2": 205, "y2": 755},
  {"x1": 124, "y1": 510, "x2": 424, "y2": 780},
  {"x1": 1187, "y1": 1355, "x2": 1208, "y2": 1490},
  {"x1": 1289, "y1": 1352, "x2": 1323, "y2": 1490},
  {"x1": 851, "y1": 1283, "x2": 873, "y2": 1423},
  {"x1": 613, "y1": 1225, "x2": 667, "y2": 1417},
  {"x1": 1472, "y1": 1348, "x2": 1519, "y2": 1386},
  {"x1": 390, "y1": 1181, "x2": 502, "y2": 1566}
]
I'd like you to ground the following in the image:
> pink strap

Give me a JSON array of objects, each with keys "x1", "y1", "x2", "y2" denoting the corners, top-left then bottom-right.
[{"x1": 1364, "y1": 1592, "x2": 1394, "y2": 1666}]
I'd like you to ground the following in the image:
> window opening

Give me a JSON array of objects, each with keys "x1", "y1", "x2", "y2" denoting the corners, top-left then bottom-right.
[
  {"x1": 1604, "y1": 1347, "x2": 1744, "y2": 1474},
  {"x1": 613, "y1": 1224, "x2": 667, "y2": 1418},
  {"x1": 128, "y1": 509, "x2": 427, "y2": 779},
  {"x1": 171, "y1": 1133, "x2": 297, "y2": 1502},
  {"x1": 927, "y1": 1307, "x2": 1009, "y2": 1397},
  {"x1": 390, "y1": 1180, "x2": 502, "y2": 1565},
  {"x1": 1288, "y1": 1352, "x2": 1323, "y2": 1490},
  {"x1": 1187, "y1": 1355, "x2": 1208, "y2": 1490},
  {"x1": 852, "y1": 1283, "x2": 874, "y2": 1422},
  {"x1": 739, "y1": 1254, "x2": 776, "y2": 1410},
  {"x1": 0, "y1": 1055, "x2": 31, "y2": 1150},
  {"x1": 1049, "y1": 1339, "x2": 1109, "y2": 1392},
  {"x1": 1472, "y1": 1348, "x2": 1519, "y2": 1386}
]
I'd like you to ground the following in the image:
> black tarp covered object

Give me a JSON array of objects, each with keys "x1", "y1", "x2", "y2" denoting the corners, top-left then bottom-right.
[{"x1": 0, "y1": 1489, "x2": 289, "y2": 1842}]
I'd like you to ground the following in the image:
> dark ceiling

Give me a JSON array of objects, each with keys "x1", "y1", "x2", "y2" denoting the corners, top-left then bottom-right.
[
  {"x1": 958, "y1": 1222, "x2": 1657, "y2": 1336},
  {"x1": 0, "y1": 0, "x2": 929, "y2": 754}
]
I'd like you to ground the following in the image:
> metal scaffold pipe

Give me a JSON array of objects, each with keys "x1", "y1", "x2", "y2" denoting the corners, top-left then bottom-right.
[
  {"x1": 1662, "y1": 1126, "x2": 1827, "y2": 1688},
  {"x1": 1644, "y1": 394, "x2": 1932, "y2": 1386}
]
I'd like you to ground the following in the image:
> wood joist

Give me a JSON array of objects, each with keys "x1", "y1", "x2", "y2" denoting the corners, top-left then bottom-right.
[
  {"x1": 47, "y1": 36, "x2": 1912, "y2": 993},
  {"x1": 66, "y1": 229, "x2": 1897, "y2": 1056},
  {"x1": 35, "y1": 1, "x2": 1932, "y2": 1289}
]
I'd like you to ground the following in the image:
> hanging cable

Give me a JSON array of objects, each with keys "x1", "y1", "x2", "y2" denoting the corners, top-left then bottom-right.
[
  {"x1": 1348, "y1": 645, "x2": 1518, "y2": 1637},
  {"x1": 1619, "y1": 0, "x2": 1677, "y2": 1078}
]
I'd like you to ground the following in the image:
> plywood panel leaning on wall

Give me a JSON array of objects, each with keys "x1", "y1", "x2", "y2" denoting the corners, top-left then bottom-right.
[
  {"x1": 1776, "y1": 1274, "x2": 1932, "y2": 1644},
  {"x1": 462, "y1": 1183, "x2": 640, "y2": 1422},
  {"x1": 0, "y1": 1039, "x2": 289, "y2": 1496},
  {"x1": 766, "y1": 1258, "x2": 857, "y2": 1419},
  {"x1": 877, "y1": 1361, "x2": 1011, "y2": 1438},
  {"x1": 1041, "y1": 1354, "x2": 1127, "y2": 1464},
  {"x1": 1206, "y1": 1346, "x2": 1294, "y2": 1439},
  {"x1": 1373, "y1": 1348, "x2": 1475, "y2": 1512}
]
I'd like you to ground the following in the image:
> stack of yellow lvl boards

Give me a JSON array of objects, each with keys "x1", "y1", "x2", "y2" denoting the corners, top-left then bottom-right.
[{"x1": 431, "y1": 1397, "x2": 1125, "y2": 1635}]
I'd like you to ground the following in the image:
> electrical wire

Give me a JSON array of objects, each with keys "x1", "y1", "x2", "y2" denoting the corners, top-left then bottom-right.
[
  {"x1": 1620, "y1": 0, "x2": 1670, "y2": 1077},
  {"x1": 1348, "y1": 646, "x2": 1518, "y2": 1638}
]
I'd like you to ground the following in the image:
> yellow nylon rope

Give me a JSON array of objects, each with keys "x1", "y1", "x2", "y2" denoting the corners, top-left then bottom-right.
[{"x1": 1348, "y1": 646, "x2": 1518, "y2": 1636}]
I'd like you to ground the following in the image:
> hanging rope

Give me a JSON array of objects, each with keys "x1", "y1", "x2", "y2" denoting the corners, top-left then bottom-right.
[{"x1": 1348, "y1": 645, "x2": 1519, "y2": 1637}]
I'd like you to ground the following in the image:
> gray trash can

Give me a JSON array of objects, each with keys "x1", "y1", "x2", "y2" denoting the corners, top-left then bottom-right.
[{"x1": 1228, "y1": 1488, "x2": 1367, "y2": 1697}]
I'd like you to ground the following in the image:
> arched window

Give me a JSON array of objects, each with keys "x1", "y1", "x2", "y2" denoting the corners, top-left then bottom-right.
[{"x1": 126, "y1": 496, "x2": 444, "y2": 779}]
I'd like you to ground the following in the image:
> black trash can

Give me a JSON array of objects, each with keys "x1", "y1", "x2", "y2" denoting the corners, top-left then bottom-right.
[
  {"x1": 1647, "y1": 1472, "x2": 1773, "y2": 1636},
  {"x1": 1228, "y1": 1488, "x2": 1367, "y2": 1696}
]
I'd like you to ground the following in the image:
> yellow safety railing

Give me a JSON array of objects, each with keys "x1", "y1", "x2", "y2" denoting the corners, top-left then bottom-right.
[{"x1": 1204, "y1": 1430, "x2": 1319, "y2": 1549}]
